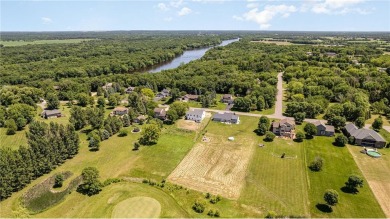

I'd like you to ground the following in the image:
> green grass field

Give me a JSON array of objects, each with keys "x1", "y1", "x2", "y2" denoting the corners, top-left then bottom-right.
[
  {"x1": 240, "y1": 137, "x2": 310, "y2": 216},
  {"x1": 111, "y1": 196, "x2": 161, "y2": 218},
  {"x1": 0, "y1": 113, "x2": 387, "y2": 218},
  {"x1": 0, "y1": 39, "x2": 95, "y2": 47},
  {"x1": 0, "y1": 127, "x2": 28, "y2": 150},
  {"x1": 303, "y1": 136, "x2": 385, "y2": 218}
]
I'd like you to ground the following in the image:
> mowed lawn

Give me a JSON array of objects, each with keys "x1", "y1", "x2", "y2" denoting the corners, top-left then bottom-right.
[
  {"x1": 303, "y1": 136, "x2": 385, "y2": 218},
  {"x1": 240, "y1": 137, "x2": 310, "y2": 216},
  {"x1": 36, "y1": 182, "x2": 188, "y2": 218},
  {"x1": 127, "y1": 128, "x2": 196, "y2": 180},
  {"x1": 0, "y1": 127, "x2": 28, "y2": 150},
  {"x1": 0, "y1": 123, "x2": 193, "y2": 217}
]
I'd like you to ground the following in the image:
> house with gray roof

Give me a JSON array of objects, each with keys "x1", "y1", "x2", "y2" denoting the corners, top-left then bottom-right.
[
  {"x1": 272, "y1": 118, "x2": 295, "y2": 138},
  {"x1": 41, "y1": 109, "x2": 62, "y2": 119},
  {"x1": 212, "y1": 112, "x2": 240, "y2": 124},
  {"x1": 344, "y1": 123, "x2": 386, "y2": 148},
  {"x1": 185, "y1": 109, "x2": 205, "y2": 123},
  {"x1": 154, "y1": 108, "x2": 167, "y2": 120},
  {"x1": 311, "y1": 120, "x2": 335, "y2": 136}
]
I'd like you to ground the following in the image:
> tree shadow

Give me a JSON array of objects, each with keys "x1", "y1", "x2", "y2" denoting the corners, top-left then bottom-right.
[
  {"x1": 316, "y1": 203, "x2": 333, "y2": 213},
  {"x1": 332, "y1": 142, "x2": 345, "y2": 147},
  {"x1": 341, "y1": 186, "x2": 358, "y2": 194},
  {"x1": 305, "y1": 135, "x2": 314, "y2": 140}
]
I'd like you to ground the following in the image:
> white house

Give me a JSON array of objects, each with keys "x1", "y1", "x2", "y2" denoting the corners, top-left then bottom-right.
[{"x1": 185, "y1": 109, "x2": 205, "y2": 123}]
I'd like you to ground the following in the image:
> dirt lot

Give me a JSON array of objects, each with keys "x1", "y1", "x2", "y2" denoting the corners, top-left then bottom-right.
[
  {"x1": 348, "y1": 146, "x2": 390, "y2": 217},
  {"x1": 168, "y1": 131, "x2": 255, "y2": 200},
  {"x1": 176, "y1": 112, "x2": 211, "y2": 131}
]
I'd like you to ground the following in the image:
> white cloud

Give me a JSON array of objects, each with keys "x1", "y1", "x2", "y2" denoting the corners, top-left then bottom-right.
[
  {"x1": 306, "y1": 0, "x2": 368, "y2": 14},
  {"x1": 178, "y1": 7, "x2": 192, "y2": 16},
  {"x1": 241, "y1": 4, "x2": 297, "y2": 29},
  {"x1": 157, "y1": 3, "x2": 169, "y2": 11},
  {"x1": 41, "y1": 17, "x2": 53, "y2": 24},
  {"x1": 247, "y1": 3, "x2": 259, "y2": 8},
  {"x1": 170, "y1": 0, "x2": 184, "y2": 8}
]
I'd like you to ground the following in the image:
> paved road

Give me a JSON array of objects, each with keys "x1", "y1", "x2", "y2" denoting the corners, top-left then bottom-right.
[{"x1": 273, "y1": 72, "x2": 285, "y2": 119}]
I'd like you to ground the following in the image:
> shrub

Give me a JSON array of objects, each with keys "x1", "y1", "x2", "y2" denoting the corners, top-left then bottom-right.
[
  {"x1": 205, "y1": 192, "x2": 211, "y2": 199},
  {"x1": 53, "y1": 174, "x2": 64, "y2": 188},
  {"x1": 345, "y1": 175, "x2": 363, "y2": 193},
  {"x1": 264, "y1": 131, "x2": 276, "y2": 142},
  {"x1": 5, "y1": 119, "x2": 17, "y2": 135},
  {"x1": 309, "y1": 156, "x2": 323, "y2": 172},
  {"x1": 324, "y1": 189, "x2": 339, "y2": 206},
  {"x1": 265, "y1": 211, "x2": 277, "y2": 218},
  {"x1": 348, "y1": 136, "x2": 355, "y2": 144},
  {"x1": 192, "y1": 200, "x2": 205, "y2": 213},
  {"x1": 295, "y1": 131, "x2": 305, "y2": 142},
  {"x1": 335, "y1": 135, "x2": 348, "y2": 147},
  {"x1": 207, "y1": 210, "x2": 214, "y2": 216},
  {"x1": 304, "y1": 123, "x2": 317, "y2": 138},
  {"x1": 118, "y1": 129, "x2": 128, "y2": 137},
  {"x1": 214, "y1": 210, "x2": 220, "y2": 217},
  {"x1": 133, "y1": 142, "x2": 140, "y2": 151}
]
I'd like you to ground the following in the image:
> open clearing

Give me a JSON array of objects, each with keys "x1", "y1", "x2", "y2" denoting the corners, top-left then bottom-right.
[
  {"x1": 250, "y1": 40, "x2": 293, "y2": 45},
  {"x1": 168, "y1": 116, "x2": 257, "y2": 200},
  {"x1": 240, "y1": 137, "x2": 310, "y2": 216},
  {"x1": 111, "y1": 196, "x2": 161, "y2": 218},
  {"x1": 348, "y1": 145, "x2": 390, "y2": 217}
]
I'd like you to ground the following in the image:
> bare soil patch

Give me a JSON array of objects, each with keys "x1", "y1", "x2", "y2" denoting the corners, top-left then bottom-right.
[
  {"x1": 168, "y1": 133, "x2": 254, "y2": 200},
  {"x1": 177, "y1": 119, "x2": 200, "y2": 131}
]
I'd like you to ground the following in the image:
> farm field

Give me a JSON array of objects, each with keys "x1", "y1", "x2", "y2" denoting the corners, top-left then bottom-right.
[
  {"x1": 168, "y1": 116, "x2": 258, "y2": 199},
  {"x1": 303, "y1": 136, "x2": 385, "y2": 218},
  {"x1": 0, "y1": 39, "x2": 95, "y2": 47}
]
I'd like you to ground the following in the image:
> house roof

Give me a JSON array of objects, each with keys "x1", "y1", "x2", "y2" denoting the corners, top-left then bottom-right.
[
  {"x1": 222, "y1": 94, "x2": 233, "y2": 99},
  {"x1": 212, "y1": 112, "x2": 239, "y2": 121},
  {"x1": 42, "y1": 109, "x2": 61, "y2": 116},
  {"x1": 185, "y1": 94, "x2": 199, "y2": 99},
  {"x1": 272, "y1": 122, "x2": 280, "y2": 128},
  {"x1": 345, "y1": 123, "x2": 385, "y2": 142},
  {"x1": 186, "y1": 109, "x2": 204, "y2": 117},
  {"x1": 345, "y1": 123, "x2": 358, "y2": 135},
  {"x1": 137, "y1": 115, "x2": 147, "y2": 120},
  {"x1": 154, "y1": 108, "x2": 164, "y2": 113},
  {"x1": 311, "y1": 120, "x2": 334, "y2": 132},
  {"x1": 280, "y1": 118, "x2": 295, "y2": 126},
  {"x1": 114, "y1": 107, "x2": 128, "y2": 111}
]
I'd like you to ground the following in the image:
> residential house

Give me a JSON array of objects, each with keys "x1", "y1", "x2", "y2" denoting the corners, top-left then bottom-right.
[
  {"x1": 102, "y1": 83, "x2": 113, "y2": 90},
  {"x1": 133, "y1": 115, "x2": 147, "y2": 123},
  {"x1": 112, "y1": 107, "x2": 129, "y2": 116},
  {"x1": 344, "y1": 123, "x2": 386, "y2": 148},
  {"x1": 154, "y1": 108, "x2": 167, "y2": 120},
  {"x1": 185, "y1": 109, "x2": 205, "y2": 122},
  {"x1": 325, "y1": 52, "x2": 337, "y2": 57},
  {"x1": 311, "y1": 120, "x2": 335, "y2": 136},
  {"x1": 180, "y1": 94, "x2": 199, "y2": 102},
  {"x1": 41, "y1": 109, "x2": 62, "y2": 119},
  {"x1": 272, "y1": 118, "x2": 295, "y2": 138},
  {"x1": 212, "y1": 112, "x2": 240, "y2": 124},
  {"x1": 221, "y1": 94, "x2": 233, "y2": 104},
  {"x1": 125, "y1": 86, "x2": 136, "y2": 94},
  {"x1": 156, "y1": 88, "x2": 170, "y2": 98}
]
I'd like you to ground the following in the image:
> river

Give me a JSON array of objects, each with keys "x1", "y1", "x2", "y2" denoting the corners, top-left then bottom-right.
[{"x1": 147, "y1": 38, "x2": 239, "y2": 73}]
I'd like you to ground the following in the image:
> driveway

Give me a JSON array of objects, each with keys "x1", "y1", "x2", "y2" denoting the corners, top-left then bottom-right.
[{"x1": 273, "y1": 72, "x2": 285, "y2": 119}]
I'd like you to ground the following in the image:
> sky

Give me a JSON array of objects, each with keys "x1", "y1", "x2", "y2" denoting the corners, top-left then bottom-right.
[{"x1": 1, "y1": 0, "x2": 389, "y2": 31}]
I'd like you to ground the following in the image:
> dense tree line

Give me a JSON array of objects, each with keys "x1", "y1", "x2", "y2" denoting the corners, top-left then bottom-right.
[{"x1": 0, "y1": 121, "x2": 79, "y2": 200}]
